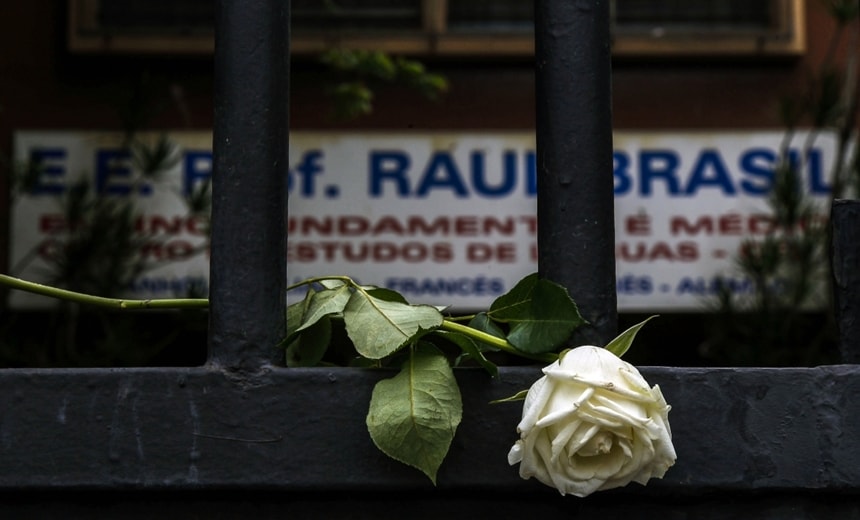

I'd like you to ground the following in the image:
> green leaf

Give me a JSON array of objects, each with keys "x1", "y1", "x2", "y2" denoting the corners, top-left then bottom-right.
[
  {"x1": 366, "y1": 344, "x2": 462, "y2": 484},
  {"x1": 280, "y1": 289, "x2": 315, "y2": 351},
  {"x1": 438, "y1": 331, "x2": 498, "y2": 377},
  {"x1": 282, "y1": 281, "x2": 349, "y2": 356},
  {"x1": 488, "y1": 273, "x2": 586, "y2": 354},
  {"x1": 467, "y1": 312, "x2": 505, "y2": 348},
  {"x1": 295, "y1": 284, "x2": 351, "y2": 333},
  {"x1": 286, "y1": 315, "x2": 331, "y2": 367},
  {"x1": 488, "y1": 273, "x2": 539, "y2": 317},
  {"x1": 318, "y1": 278, "x2": 347, "y2": 290},
  {"x1": 604, "y1": 315, "x2": 658, "y2": 358},
  {"x1": 490, "y1": 389, "x2": 530, "y2": 404},
  {"x1": 365, "y1": 286, "x2": 409, "y2": 304},
  {"x1": 344, "y1": 290, "x2": 443, "y2": 359},
  {"x1": 282, "y1": 298, "x2": 307, "y2": 348}
]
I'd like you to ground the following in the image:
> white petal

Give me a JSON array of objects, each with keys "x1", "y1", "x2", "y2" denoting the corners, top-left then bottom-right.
[
  {"x1": 535, "y1": 387, "x2": 594, "y2": 428},
  {"x1": 548, "y1": 418, "x2": 583, "y2": 461},
  {"x1": 592, "y1": 393, "x2": 649, "y2": 422},
  {"x1": 518, "y1": 430, "x2": 553, "y2": 485},
  {"x1": 516, "y1": 375, "x2": 551, "y2": 433},
  {"x1": 508, "y1": 441, "x2": 524, "y2": 465},
  {"x1": 575, "y1": 407, "x2": 626, "y2": 429},
  {"x1": 532, "y1": 431, "x2": 570, "y2": 494},
  {"x1": 557, "y1": 423, "x2": 600, "y2": 462},
  {"x1": 588, "y1": 402, "x2": 648, "y2": 427}
]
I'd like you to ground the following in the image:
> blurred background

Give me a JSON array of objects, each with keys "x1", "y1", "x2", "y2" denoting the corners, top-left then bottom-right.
[{"x1": 0, "y1": 0, "x2": 858, "y2": 367}]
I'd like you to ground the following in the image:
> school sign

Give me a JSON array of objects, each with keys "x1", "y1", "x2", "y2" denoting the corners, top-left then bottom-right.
[{"x1": 10, "y1": 131, "x2": 836, "y2": 311}]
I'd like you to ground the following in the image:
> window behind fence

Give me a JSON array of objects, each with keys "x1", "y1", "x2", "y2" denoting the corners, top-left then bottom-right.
[{"x1": 68, "y1": 0, "x2": 805, "y2": 56}]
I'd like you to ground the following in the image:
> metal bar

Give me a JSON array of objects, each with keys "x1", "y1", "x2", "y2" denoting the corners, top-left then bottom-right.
[
  {"x1": 534, "y1": 0, "x2": 617, "y2": 346},
  {"x1": 209, "y1": 0, "x2": 290, "y2": 369},
  {"x1": 1, "y1": 366, "x2": 860, "y2": 492},
  {"x1": 831, "y1": 199, "x2": 860, "y2": 364}
]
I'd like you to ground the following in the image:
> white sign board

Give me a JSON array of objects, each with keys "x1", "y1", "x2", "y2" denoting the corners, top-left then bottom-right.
[{"x1": 10, "y1": 131, "x2": 836, "y2": 311}]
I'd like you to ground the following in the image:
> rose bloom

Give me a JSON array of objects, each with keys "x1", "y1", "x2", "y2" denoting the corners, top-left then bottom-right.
[{"x1": 508, "y1": 345, "x2": 676, "y2": 497}]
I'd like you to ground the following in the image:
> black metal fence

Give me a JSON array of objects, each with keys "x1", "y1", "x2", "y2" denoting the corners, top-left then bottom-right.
[{"x1": 1, "y1": 0, "x2": 859, "y2": 517}]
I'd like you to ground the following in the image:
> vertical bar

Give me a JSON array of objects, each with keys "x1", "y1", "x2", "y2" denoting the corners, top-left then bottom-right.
[
  {"x1": 209, "y1": 0, "x2": 289, "y2": 369},
  {"x1": 534, "y1": 0, "x2": 617, "y2": 346},
  {"x1": 831, "y1": 199, "x2": 860, "y2": 363}
]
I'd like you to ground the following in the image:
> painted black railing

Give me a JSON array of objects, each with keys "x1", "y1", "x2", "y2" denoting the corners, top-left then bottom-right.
[
  {"x1": 535, "y1": 0, "x2": 617, "y2": 346},
  {"x1": 208, "y1": 0, "x2": 289, "y2": 370},
  {"x1": 1, "y1": 0, "x2": 859, "y2": 517},
  {"x1": 833, "y1": 199, "x2": 860, "y2": 364}
]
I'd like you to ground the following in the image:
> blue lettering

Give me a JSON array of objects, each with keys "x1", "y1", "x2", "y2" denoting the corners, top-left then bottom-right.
[
  {"x1": 182, "y1": 150, "x2": 212, "y2": 197},
  {"x1": 470, "y1": 151, "x2": 516, "y2": 197},
  {"x1": 776, "y1": 149, "x2": 809, "y2": 195},
  {"x1": 96, "y1": 149, "x2": 151, "y2": 196},
  {"x1": 384, "y1": 276, "x2": 505, "y2": 296},
  {"x1": 807, "y1": 149, "x2": 831, "y2": 194},
  {"x1": 785, "y1": 149, "x2": 804, "y2": 191},
  {"x1": 685, "y1": 150, "x2": 735, "y2": 195},
  {"x1": 739, "y1": 148, "x2": 775, "y2": 195},
  {"x1": 640, "y1": 150, "x2": 680, "y2": 196},
  {"x1": 676, "y1": 276, "x2": 753, "y2": 295},
  {"x1": 369, "y1": 150, "x2": 410, "y2": 197},
  {"x1": 676, "y1": 277, "x2": 702, "y2": 295},
  {"x1": 416, "y1": 152, "x2": 468, "y2": 197},
  {"x1": 616, "y1": 274, "x2": 652, "y2": 294},
  {"x1": 526, "y1": 151, "x2": 537, "y2": 196},
  {"x1": 28, "y1": 148, "x2": 67, "y2": 195},
  {"x1": 289, "y1": 149, "x2": 324, "y2": 197},
  {"x1": 613, "y1": 151, "x2": 631, "y2": 195}
]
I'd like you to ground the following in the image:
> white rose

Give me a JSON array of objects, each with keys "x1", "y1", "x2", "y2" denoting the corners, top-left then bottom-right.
[{"x1": 508, "y1": 345, "x2": 676, "y2": 497}]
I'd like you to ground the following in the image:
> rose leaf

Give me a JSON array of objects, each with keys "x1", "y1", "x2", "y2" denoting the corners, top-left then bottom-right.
[
  {"x1": 487, "y1": 272, "x2": 540, "y2": 319},
  {"x1": 489, "y1": 388, "x2": 529, "y2": 404},
  {"x1": 467, "y1": 312, "x2": 506, "y2": 348},
  {"x1": 364, "y1": 286, "x2": 409, "y2": 304},
  {"x1": 286, "y1": 314, "x2": 332, "y2": 367},
  {"x1": 604, "y1": 315, "x2": 659, "y2": 358},
  {"x1": 438, "y1": 331, "x2": 498, "y2": 377},
  {"x1": 343, "y1": 290, "x2": 443, "y2": 359},
  {"x1": 281, "y1": 297, "x2": 308, "y2": 349},
  {"x1": 366, "y1": 344, "x2": 463, "y2": 484},
  {"x1": 489, "y1": 274, "x2": 585, "y2": 354},
  {"x1": 280, "y1": 287, "x2": 319, "y2": 352},
  {"x1": 294, "y1": 284, "x2": 351, "y2": 333}
]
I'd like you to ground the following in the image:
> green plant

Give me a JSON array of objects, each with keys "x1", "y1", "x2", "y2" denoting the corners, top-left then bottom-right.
[
  {"x1": 0, "y1": 270, "x2": 661, "y2": 490},
  {"x1": 703, "y1": 1, "x2": 859, "y2": 366},
  {"x1": 320, "y1": 49, "x2": 448, "y2": 120},
  {"x1": 2, "y1": 131, "x2": 208, "y2": 367}
]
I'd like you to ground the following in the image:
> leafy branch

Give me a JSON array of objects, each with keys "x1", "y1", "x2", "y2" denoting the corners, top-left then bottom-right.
[
  {"x1": 0, "y1": 271, "x2": 587, "y2": 483},
  {"x1": 320, "y1": 49, "x2": 448, "y2": 120},
  {"x1": 283, "y1": 273, "x2": 581, "y2": 367},
  {"x1": 0, "y1": 274, "x2": 208, "y2": 310},
  {"x1": 283, "y1": 273, "x2": 586, "y2": 482},
  {"x1": 705, "y1": 3, "x2": 859, "y2": 366}
]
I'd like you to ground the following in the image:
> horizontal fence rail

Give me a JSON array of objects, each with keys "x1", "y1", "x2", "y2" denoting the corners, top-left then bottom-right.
[{"x1": 0, "y1": 366, "x2": 858, "y2": 492}]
